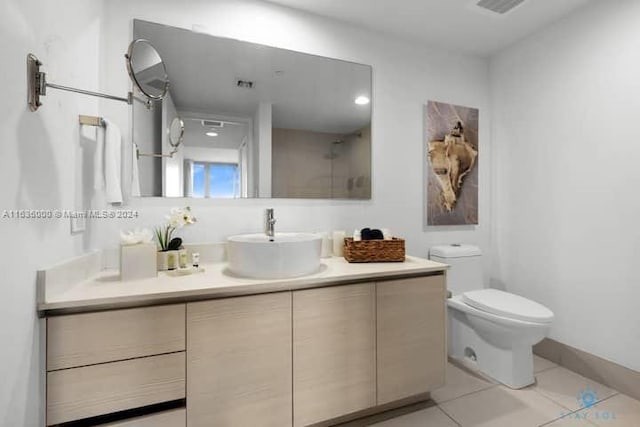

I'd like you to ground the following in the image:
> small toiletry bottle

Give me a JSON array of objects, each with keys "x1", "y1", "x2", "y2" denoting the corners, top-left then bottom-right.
[
  {"x1": 353, "y1": 228, "x2": 362, "y2": 242},
  {"x1": 179, "y1": 249, "x2": 188, "y2": 269},
  {"x1": 192, "y1": 252, "x2": 200, "y2": 269},
  {"x1": 167, "y1": 252, "x2": 177, "y2": 270}
]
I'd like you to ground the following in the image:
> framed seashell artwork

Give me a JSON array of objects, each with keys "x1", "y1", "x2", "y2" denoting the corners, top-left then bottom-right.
[{"x1": 425, "y1": 101, "x2": 479, "y2": 225}]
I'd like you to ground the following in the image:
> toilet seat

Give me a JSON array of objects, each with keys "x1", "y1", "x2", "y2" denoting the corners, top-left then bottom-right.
[{"x1": 461, "y1": 289, "x2": 554, "y2": 324}]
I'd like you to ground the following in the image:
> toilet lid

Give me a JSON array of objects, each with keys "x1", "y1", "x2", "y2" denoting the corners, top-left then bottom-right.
[{"x1": 462, "y1": 289, "x2": 554, "y2": 323}]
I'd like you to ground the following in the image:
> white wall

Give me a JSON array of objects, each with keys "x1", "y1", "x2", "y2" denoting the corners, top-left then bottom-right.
[
  {"x1": 0, "y1": 1, "x2": 104, "y2": 425},
  {"x1": 490, "y1": 0, "x2": 640, "y2": 371},
  {"x1": 94, "y1": 0, "x2": 491, "y2": 264}
]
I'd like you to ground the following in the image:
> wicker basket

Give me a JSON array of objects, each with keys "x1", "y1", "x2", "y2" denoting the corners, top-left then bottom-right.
[{"x1": 343, "y1": 237, "x2": 405, "y2": 263}]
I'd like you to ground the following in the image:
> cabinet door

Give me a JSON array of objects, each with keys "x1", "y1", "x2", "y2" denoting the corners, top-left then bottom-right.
[
  {"x1": 376, "y1": 275, "x2": 446, "y2": 405},
  {"x1": 187, "y1": 293, "x2": 292, "y2": 427},
  {"x1": 293, "y1": 283, "x2": 376, "y2": 427}
]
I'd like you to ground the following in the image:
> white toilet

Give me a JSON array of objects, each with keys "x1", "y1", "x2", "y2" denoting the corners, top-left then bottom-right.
[{"x1": 430, "y1": 244, "x2": 554, "y2": 389}]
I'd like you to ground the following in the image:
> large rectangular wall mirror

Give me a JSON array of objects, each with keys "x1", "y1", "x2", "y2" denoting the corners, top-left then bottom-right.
[{"x1": 133, "y1": 20, "x2": 372, "y2": 199}]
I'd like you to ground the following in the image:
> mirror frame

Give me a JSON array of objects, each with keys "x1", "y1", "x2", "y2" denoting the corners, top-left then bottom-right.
[
  {"x1": 168, "y1": 117, "x2": 185, "y2": 148},
  {"x1": 125, "y1": 39, "x2": 170, "y2": 101}
]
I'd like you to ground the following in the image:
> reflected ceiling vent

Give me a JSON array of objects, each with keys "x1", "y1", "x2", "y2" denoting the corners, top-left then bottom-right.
[
  {"x1": 476, "y1": 0, "x2": 526, "y2": 14},
  {"x1": 201, "y1": 120, "x2": 223, "y2": 128},
  {"x1": 236, "y1": 79, "x2": 254, "y2": 89}
]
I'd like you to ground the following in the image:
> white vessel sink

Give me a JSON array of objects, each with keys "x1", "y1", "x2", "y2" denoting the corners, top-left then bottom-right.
[{"x1": 227, "y1": 233, "x2": 322, "y2": 279}]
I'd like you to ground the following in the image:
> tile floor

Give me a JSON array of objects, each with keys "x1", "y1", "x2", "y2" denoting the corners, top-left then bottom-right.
[{"x1": 347, "y1": 356, "x2": 640, "y2": 427}]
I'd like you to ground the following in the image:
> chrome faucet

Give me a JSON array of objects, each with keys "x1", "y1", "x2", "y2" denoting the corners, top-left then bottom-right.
[{"x1": 265, "y1": 208, "x2": 276, "y2": 238}]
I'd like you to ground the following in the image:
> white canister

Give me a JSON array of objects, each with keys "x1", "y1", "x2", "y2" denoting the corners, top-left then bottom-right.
[
  {"x1": 381, "y1": 228, "x2": 392, "y2": 240},
  {"x1": 318, "y1": 232, "x2": 332, "y2": 258},
  {"x1": 332, "y1": 230, "x2": 346, "y2": 257},
  {"x1": 120, "y1": 243, "x2": 157, "y2": 280}
]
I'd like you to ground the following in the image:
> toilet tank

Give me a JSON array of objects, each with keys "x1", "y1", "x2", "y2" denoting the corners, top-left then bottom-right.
[{"x1": 429, "y1": 244, "x2": 483, "y2": 295}]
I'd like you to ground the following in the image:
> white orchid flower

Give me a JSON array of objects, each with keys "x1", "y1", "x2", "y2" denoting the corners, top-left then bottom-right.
[{"x1": 156, "y1": 206, "x2": 197, "y2": 251}]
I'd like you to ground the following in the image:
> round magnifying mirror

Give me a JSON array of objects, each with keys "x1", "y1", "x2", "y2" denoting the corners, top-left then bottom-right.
[
  {"x1": 169, "y1": 117, "x2": 185, "y2": 148},
  {"x1": 125, "y1": 39, "x2": 169, "y2": 101}
]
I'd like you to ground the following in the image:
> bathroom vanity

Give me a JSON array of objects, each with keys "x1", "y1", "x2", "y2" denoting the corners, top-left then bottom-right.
[{"x1": 38, "y1": 255, "x2": 447, "y2": 426}]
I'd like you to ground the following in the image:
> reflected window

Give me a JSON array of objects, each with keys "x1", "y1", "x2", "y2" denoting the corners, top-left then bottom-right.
[
  {"x1": 192, "y1": 163, "x2": 206, "y2": 198},
  {"x1": 191, "y1": 161, "x2": 240, "y2": 198}
]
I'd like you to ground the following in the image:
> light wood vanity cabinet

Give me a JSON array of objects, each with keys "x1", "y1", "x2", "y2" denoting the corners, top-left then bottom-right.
[
  {"x1": 292, "y1": 283, "x2": 377, "y2": 427},
  {"x1": 44, "y1": 272, "x2": 445, "y2": 426},
  {"x1": 376, "y1": 276, "x2": 447, "y2": 404},
  {"x1": 187, "y1": 293, "x2": 293, "y2": 427}
]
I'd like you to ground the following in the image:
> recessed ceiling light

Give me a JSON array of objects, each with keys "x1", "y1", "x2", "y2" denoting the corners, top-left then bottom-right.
[
  {"x1": 206, "y1": 131, "x2": 218, "y2": 137},
  {"x1": 354, "y1": 96, "x2": 370, "y2": 105}
]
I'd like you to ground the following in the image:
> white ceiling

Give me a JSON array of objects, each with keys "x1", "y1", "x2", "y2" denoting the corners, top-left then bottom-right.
[
  {"x1": 266, "y1": 0, "x2": 594, "y2": 56},
  {"x1": 135, "y1": 20, "x2": 371, "y2": 134}
]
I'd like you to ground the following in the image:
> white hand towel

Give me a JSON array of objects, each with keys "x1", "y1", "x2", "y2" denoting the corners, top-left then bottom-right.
[
  {"x1": 131, "y1": 143, "x2": 141, "y2": 197},
  {"x1": 94, "y1": 125, "x2": 105, "y2": 190},
  {"x1": 103, "y1": 118, "x2": 123, "y2": 204}
]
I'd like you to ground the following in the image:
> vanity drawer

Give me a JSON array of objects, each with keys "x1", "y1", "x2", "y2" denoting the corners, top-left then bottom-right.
[
  {"x1": 47, "y1": 352, "x2": 186, "y2": 426},
  {"x1": 47, "y1": 304, "x2": 185, "y2": 370},
  {"x1": 101, "y1": 408, "x2": 185, "y2": 427}
]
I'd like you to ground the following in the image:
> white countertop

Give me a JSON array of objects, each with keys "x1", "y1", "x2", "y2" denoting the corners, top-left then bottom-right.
[{"x1": 38, "y1": 255, "x2": 448, "y2": 316}]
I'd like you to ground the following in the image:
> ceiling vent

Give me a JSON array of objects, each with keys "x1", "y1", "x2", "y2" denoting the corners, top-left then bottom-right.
[
  {"x1": 476, "y1": 0, "x2": 526, "y2": 14},
  {"x1": 236, "y1": 79, "x2": 254, "y2": 89},
  {"x1": 201, "y1": 120, "x2": 223, "y2": 128}
]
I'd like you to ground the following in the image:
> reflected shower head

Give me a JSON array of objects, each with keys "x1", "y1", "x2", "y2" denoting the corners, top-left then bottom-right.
[{"x1": 325, "y1": 140, "x2": 344, "y2": 159}]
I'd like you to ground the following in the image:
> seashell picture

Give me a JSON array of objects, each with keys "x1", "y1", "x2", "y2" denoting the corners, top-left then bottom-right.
[{"x1": 425, "y1": 101, "x2": 479, "y2": 225}]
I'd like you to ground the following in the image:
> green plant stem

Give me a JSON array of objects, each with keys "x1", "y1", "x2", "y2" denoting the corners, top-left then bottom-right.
[
  {"x1": 155, "y1": 227, "x2": 163, "y2": 251},
  {"x1": 155, "y1": 225, "x2": 179, "y2": 252}
]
